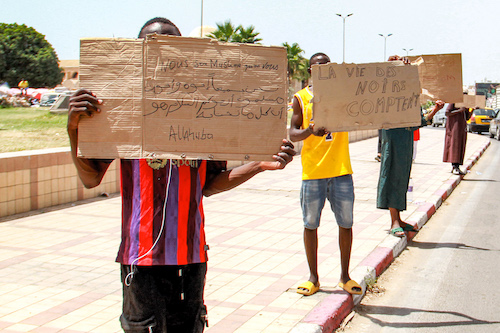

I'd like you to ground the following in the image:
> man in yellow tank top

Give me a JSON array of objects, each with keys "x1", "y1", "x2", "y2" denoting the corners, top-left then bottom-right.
[{"x1": 289, "y1": 53, "x2": 361, "y2": 296}]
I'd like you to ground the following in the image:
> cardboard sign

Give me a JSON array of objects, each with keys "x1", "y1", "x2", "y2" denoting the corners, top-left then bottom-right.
[
  {"x1": 409, "y1": 54, "x2": 463, "y2": 103},
  {"x1": 456, "y1": 94, "x2": 486, "y2": 108},
  {"x1": 311, "y1": 61, "x2": 422, "y2": 132},
  {"x1": 78, "y1": 36, "x2": 288, "y2": 161}
]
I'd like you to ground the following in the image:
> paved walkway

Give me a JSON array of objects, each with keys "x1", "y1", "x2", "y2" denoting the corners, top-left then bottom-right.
[{"x1": 0, "y1": 127, "x2": 490, "y2": 333}]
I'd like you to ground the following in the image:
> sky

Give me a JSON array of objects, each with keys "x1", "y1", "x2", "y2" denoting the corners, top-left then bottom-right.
[{"x1": 1, "y1": 0, "x2": 499, "y2": 86}]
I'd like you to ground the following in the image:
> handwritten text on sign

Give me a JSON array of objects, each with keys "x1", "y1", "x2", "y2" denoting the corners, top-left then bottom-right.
[
  {"x1": 312, "y1": 61, "x2": 422, "y2": 132},
  {"x1": 144, "y1": 69, "x2": 284, "y2": 122},
  {"x1": 77, "y1": 36, "x2": 288, "y2": 160}
]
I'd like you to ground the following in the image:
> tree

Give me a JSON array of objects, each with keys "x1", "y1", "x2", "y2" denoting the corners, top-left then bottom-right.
[
  {"x1": 0, "y1": 23, "x2": 64, "y2": 88},
  {"x1": 282, "y1": 42, "x2": 309, "y2": 82},
  {"x1": 207, "y1": 21, "x2": 239, "y2": 42},
  {"x1": 208, "y1": 20, "x2": 262, "y2": 44},
  {"x1": 232, "y1": 25, "x2": 262, "y2": 44}
]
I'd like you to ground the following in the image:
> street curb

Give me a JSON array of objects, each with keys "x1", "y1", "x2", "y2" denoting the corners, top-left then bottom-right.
[{"x1": 291, "y1": 138, "x2": 491, "y2": 333}]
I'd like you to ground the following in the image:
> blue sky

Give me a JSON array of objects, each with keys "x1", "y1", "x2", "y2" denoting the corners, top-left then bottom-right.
[{"x1": 2, "y1": 0, "x2": 499, "y2": 86}]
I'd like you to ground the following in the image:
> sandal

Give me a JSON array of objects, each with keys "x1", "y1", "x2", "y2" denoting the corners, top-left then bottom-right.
[
  {"x1": 338, "y1": 280, "x2": 363, "y2": 295},
  {"x1": 402, "y1": 223, "x2": 418, "y2": 232},
  {"x1": 390, "y1": 227, "x2": 405, "y2": 237},
  {"x1": 297, "y1": 281, "x2": 320, "y2": 296}
]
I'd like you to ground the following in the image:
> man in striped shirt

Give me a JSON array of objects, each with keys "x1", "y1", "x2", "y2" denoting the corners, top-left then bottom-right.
[{"x1": 68, "y1": 17, "x2": 295, "y2": 333}]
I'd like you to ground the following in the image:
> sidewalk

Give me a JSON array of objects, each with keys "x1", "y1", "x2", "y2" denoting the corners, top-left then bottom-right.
[{"x1": 0, "y1": 127, "x2": 490, "y2": 333}]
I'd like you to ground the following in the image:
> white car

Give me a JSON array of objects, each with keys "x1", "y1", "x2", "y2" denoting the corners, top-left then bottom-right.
[
  {"x1": 488, "y1": 109, "x2": 500, "y2": 140},
  {"x1": 39, "y1": 92, "x2": 64, "y2": 107},
  {"x1": 432, "y1": 108, "x2": 446, "y2": 127}
]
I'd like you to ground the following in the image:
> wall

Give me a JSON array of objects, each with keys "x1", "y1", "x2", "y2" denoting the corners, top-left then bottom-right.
[
  {"x1": 0, "y1": 129, "x2": 378, "y2": 218},
  {"x1": 0, "y1": 148, "x2": 119, "y2": 218}
]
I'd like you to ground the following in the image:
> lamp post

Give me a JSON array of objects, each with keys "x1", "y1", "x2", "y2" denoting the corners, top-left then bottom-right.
[
  {"x1": 403, "y1": 48, "x2": 413, "y2": 56},
  {"x1": 336, "y1": 13, "x2": 353, "y2": 63},
  {"x1": 200, "y1": 0, "x2": 204, "y2": 37},
  {"x1": 378, "y1": 33, "x2": 393, "y2": 61}
]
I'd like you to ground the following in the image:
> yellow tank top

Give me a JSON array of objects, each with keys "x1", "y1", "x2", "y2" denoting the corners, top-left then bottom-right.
[{"x1": 294, "y1": 87, "x2": 352, "y2": 180}]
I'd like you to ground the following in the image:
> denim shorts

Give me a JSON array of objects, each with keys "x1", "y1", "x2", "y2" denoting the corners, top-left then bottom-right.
[{"x1": 300, "y1": 174, "x2": 354, "y2": 229}]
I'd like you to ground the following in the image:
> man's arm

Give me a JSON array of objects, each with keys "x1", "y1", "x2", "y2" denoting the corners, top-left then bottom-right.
[
  {"x1": 288, "y1": 96, "x2": 327, "y2": 142},
  {"x1": 67, "y1": 89, "x2": 112, "y2": 189},
  {"x1": 446, "y1": 105, "x2": 469, "y2": 117},
  {"x1": 425, "y1": 100, "x2": 445, "y2": 122},
  {"x1": 203, "y1": 139, "x2": 296, "y2": 197}
]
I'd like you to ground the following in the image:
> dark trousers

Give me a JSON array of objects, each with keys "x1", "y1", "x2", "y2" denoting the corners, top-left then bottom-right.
[
  {"x1": 377, "y1": 129, "x2": 383, "y2": 154},
  {"x1": 120, "y1": 263, "x2": 207, "y2": 333}
]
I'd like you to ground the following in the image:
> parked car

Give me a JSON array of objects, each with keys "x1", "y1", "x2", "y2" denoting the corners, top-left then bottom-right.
[
  {"x1": 467, "y1": 108, "x2": 496, "y2": 133},
  {"x1": 39, "y1": 92, "x2": 64, "y2": 107},
  {"x1": 488, "y1": 109, "x2": 500, "y2": 140},
  {"x1": 432, "y1": 108, "x2": 446, "y2": 127}
]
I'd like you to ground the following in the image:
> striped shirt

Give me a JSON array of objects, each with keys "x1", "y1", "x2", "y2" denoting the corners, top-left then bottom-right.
[{"x1": 115, "y1": 158, "x2": 226, "y2": 266}]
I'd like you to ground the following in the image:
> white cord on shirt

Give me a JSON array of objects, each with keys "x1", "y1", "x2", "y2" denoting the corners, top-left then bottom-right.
[{"x1": 125, "y1": 161, "x2": 172, "y2": 286}]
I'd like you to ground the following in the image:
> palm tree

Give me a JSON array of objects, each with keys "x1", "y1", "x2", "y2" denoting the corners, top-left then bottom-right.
[
  {"x1": 232, "y1": 25, "x2": 262, "y2": 44},
  {"x1": 295, "y1": 58, "x2": 310, "y2": 83},
  {"x1": 282, "y1": 42, "x2": 309, "y2": 82},
  {"x1": 208, "y1": 21, "x2": 262, "y2": 44},
  {"x1": 207, "y1": 21, "x2": 239, "y2": 42}
]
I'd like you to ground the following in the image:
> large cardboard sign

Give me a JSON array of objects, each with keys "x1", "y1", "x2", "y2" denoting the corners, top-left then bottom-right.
[
  {"x1": 456, "y1": 94, "x2": 486, "y2": 108},
  {"x1": 312, "y1": 61, "x2": 422, "y2": 132},
  {"x1": 409, "y1": 54, "x2": 463, "y2": 103},
  {"x1": 78, "y1": 36, "x2": 288, "y2": 161}
]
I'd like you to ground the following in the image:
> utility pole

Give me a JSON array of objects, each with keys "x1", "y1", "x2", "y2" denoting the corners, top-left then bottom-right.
[{"x1": 200, "y1": 0, "x2": 204, "y2": 37}]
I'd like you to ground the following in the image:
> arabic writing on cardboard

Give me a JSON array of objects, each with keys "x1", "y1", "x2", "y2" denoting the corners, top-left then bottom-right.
[{"x1": 78, "y1": 36, "x2": 288, "y2": 161}]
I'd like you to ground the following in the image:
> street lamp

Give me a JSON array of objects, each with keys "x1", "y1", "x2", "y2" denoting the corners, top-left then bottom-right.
[
  {"x1": 200, "y1": 0, "x2": 204, "y2": 37},
  {"x1": 336, "y1": 13, "x2": 353, "y2": 63},
  {"x1": 402, "y1": 48, "x2": 413, "y2": 56},
  {"x1": 378, "y1": 33, "x2": 393, "y2": 61}
]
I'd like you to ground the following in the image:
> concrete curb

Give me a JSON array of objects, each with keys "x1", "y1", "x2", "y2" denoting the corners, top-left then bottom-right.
[{"x1": 291, "y1": 139, "x2": 491, "y2": 333}]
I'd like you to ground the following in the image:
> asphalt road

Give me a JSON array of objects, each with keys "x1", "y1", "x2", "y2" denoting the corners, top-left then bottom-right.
[{"x1": 339, "y1": 133, "x2": 500, "y2": 333}]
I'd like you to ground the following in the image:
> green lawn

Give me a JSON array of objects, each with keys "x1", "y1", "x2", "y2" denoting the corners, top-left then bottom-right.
[
  {"x1": 0, "y1": 106, "x2": 292, "y2": 153},
  {"x1": 0, "y1": 107, "x2": 69, "y2": 153}
]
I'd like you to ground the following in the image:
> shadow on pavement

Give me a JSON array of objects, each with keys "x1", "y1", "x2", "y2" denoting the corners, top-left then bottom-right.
[
  {"x1": 460, "y1": 178, "x2": 499, "y2": 183},
  {"x1": 408, "y1": 240, "x2": 494, "y2": 251},
  {"x1": 355, "y1": 304, "x2": 500, "y2": 329}
]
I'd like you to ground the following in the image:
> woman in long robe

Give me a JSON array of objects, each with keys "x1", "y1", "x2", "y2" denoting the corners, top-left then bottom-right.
[{"x1": 443, "y1": 104, "x2": 471, "y2": 175}]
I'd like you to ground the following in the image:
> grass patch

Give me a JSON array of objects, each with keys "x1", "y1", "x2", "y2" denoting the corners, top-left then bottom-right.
[
  {"x1": 1, "y1": 107, "x2": 293, "y2": 153},
  {"x1": 0, "y1": 107, "x2": 69, "y2": 153}
]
